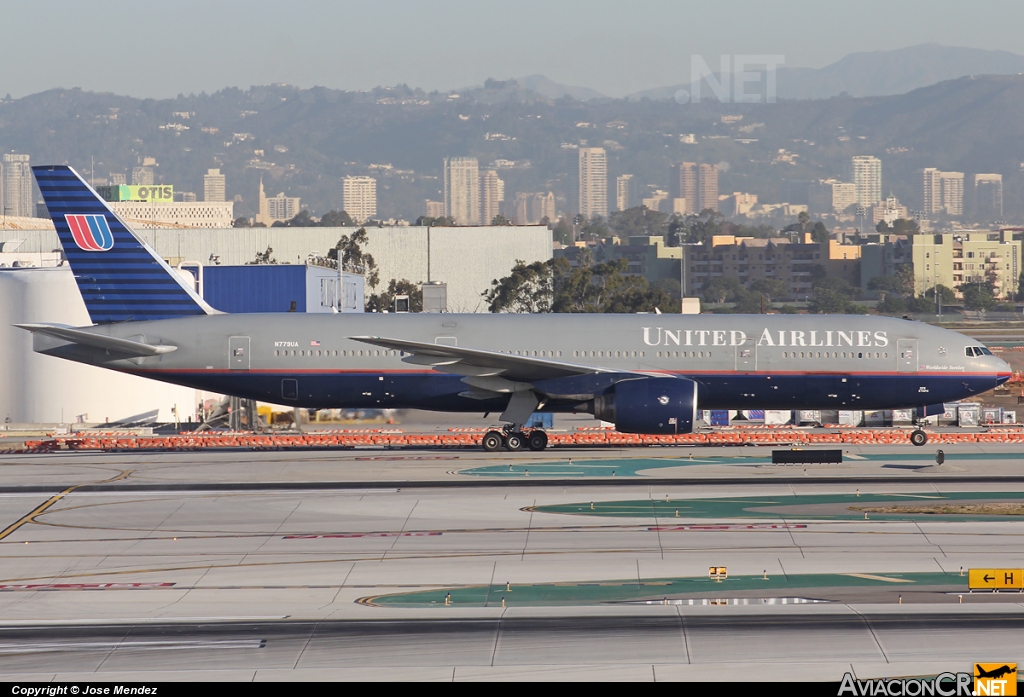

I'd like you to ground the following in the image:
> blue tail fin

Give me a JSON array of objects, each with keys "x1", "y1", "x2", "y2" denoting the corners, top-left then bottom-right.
[{"x1": 33, "y1": 165, "x2": 213, "y2": 324}]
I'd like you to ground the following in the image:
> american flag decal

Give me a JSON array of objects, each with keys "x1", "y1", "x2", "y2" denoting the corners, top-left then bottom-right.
[{"x1": 310, "y1": 340, "x2": 321, "y2": 346}]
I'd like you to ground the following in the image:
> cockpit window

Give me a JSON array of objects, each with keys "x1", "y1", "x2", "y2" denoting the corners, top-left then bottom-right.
[
  {"x1": 980, "y1": 347, "x2": 993, "y2": 356},
  {"x1": 966, "y1": 347, "x2": 976, "y2": 357},
  {"x1": 966, "y1": 346, "x2": 991, "y2": 357}
]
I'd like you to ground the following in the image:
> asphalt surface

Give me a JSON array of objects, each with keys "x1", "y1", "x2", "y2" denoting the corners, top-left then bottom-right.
[{"x1": 0, "y1": 444, "x2": 1023, "y2": 680}]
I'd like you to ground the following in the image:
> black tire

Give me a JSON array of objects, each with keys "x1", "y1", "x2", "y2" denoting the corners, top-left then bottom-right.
[
  {"x1": 482, "y1": 430, "x2": 504, "y2": 452},
  {"x1": 910, "y1": 429, "x2": 928, "y2": 447},
  {"x1": 505, "y1": 432, "x2": 524, "y2": 451},
  {"x1": 527, "y1": 430, "x2": 548, "y2": 451}
]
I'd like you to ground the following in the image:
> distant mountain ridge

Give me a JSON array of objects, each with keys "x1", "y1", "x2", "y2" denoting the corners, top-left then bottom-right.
[{"x1": 625, "y1": 44, "x2": 1024, "y2": 101}]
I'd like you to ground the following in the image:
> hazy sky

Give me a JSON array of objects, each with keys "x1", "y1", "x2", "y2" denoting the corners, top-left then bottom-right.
[{"x1": 5, "y1": 0, "x2": 1024, "y2": 99}]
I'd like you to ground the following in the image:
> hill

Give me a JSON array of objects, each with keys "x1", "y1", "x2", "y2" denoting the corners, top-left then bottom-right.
[
  {"x1": 627, "y1": 44, "x2": 1024, "y2": 101},
  {"x1": 3, "y1": 74, "x2": 1024, "y2": 221}
]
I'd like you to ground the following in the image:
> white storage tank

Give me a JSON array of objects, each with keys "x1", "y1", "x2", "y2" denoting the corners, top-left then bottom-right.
[{"x1": 0, "y1": 267, "x2": 197, "y2": 424}]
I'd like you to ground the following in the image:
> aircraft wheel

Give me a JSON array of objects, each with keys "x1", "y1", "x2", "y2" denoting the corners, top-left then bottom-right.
[
  {"x1": 482, "y1": 430, "x2": 504, "y2": 452},
  {"x1": 527, "y1": 430, "x2": 548, "y2": 451},
  {"x1": 910, "y1": 429, "x2": 928, "y2": 447},
  {"x1": 505, "y1": 432, "x2": 525, "y2": 451}
]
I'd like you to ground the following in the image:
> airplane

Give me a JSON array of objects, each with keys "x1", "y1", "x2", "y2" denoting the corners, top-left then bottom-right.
[
  {"x1": 18, "y1": 165, "x2": 1013, "y2": 452},
  {"x1": 976, "y1": 665, "x2": 1017, "y2": 680}
]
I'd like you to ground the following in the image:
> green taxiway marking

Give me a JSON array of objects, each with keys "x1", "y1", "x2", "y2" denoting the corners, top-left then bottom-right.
[
  {"x1": 459, "y1": 450, "x2": 1024, "y2": 478},
  {"x1": 362, "y1": 571, "x2": 963, "y2": 607},
  {"x1": 529, "y1": 491, "x2": 1024, "y2": 521}
]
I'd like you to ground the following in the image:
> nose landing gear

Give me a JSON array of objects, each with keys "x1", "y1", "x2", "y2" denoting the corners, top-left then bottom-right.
[{"x1": 910, "y1": 429, "x2": 928, "y2": 447}]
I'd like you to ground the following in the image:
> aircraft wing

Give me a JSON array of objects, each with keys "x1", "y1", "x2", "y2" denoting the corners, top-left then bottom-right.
[
  {"x1": 16, "y1": 323, "x2": 178, "y2": 357},
  {"x1": 348, "y1": 335, "x2": 618, "y2": 382}
]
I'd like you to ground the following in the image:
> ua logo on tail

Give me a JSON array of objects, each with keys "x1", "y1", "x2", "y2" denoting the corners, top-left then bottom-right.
[{"x1": 66, "y1": 214, "x2": 114, "y2": 251}]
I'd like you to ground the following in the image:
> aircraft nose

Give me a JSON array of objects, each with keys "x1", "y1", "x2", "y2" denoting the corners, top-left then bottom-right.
[{"x1": 993, "y1": 354, "x2": 1013, "y2": 383}]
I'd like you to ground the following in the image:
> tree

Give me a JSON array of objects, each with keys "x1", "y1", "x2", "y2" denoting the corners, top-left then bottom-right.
[
  {"x1": 679, "y1": 209, "x2": 725, "y2": 245},
  {"x1": 797, "y1": 210, "x2": 810, "y2": 231},
  {"x1": 248, "y1": 246, "x2": 276, "y2": 264},
  {"x1": 958, "y1": 281, "x2": 997, "y2": 311},
  {"x1": 320, "y1": 210, "x2": 354, "y2": 227},
  {"x1": 490, "y1": 214, "x2": 512, "y2": 226},
  {"x1": 700, "y1": 277, "x2": 743, "y2": 304},
  {"x1": 875, "y1": 293, "x2": 908, "y2": 314},
  {"x1": 731, "y1": 288, "x2": 763, "y2": 314},
  {"x1": 483, "y1": 257, "x2": 673, "y2": 314},
  {"x1": 579, "y1": 215, "x2": 611, "y2": 240},
  {"x1": 551, "y1": 217, "x2": 573, "y2": 245},
  {"x1": 810, "y1": 221, "x2": 830, "y2": 245},
  {"x1": 876, "y1": 218, "x2": 920, "y2": 235},
  {"x1": 867, "y1": 275, "x2": 906, "y2": 297},
  {"x1": 272, "y1": 209, "x2": 315, "y2": 227},
  {"x1": 232, "y1": 216, "x2": 250, "y2": 228},
  {"x1": 328, "y1": 228, "x2": 379, "y2": 289},
  {"x1": 608, "y1": 206, "x2": 668, "y2": 238},
  {"x1": 366, "y1": 279, "x2": 423, "y2": 313},
  {"x1": 808, "y1": 288, "x2": 868, "y2": 314},
  {"x1": 415, "y1": 215, "x2": 455, "y2": 226},
  {"x1": 749, "y1": 278, "x2": 788, "y2": 303},
  {"x1": 809, "y1": 274, "x2": 866, "y2": 314},
  {"x1": 482, "y1": 259, "x2": 553, "y2": 313}
]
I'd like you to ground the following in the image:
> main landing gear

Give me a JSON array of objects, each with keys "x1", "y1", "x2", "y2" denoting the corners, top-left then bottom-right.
[
  {"x1": 482, "y1": 426, "x2": 548, "y2": 452},
  {"x1": 909, "y1": 429, "x2": 928, "y2": 447}
]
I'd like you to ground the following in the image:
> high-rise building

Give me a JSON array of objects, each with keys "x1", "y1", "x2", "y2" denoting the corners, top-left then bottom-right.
[
  {"x1": 256, "y1": 178, "x2": 301, "y2": 225},
  {"x1": 479, "y1": 169, "x2": 505, "y2": 224},
  {"x1": 109, "y1": 172, "x2": 127, "y2": 186},
  {"x1": 918, "y1": 168, "x2": 942, "y2": 215},
  {"x1": 673, "y1": 162, "x2": 698, "y2": 214},
  {"x1": 131, "y1": 166, "x2": 155, "y2": 186},
  {"x1": 203, "y1": 168, "x2": 226, "y2": 202},
  {"x1": 342, "y1": 176, "x2": 377, "y2": 223},
  {"x1": 848, "y1": 156, "x2": 882, "y2": 206},
  {"x1": 616, "y1": 174, "x2": 636, "y2": 211},
  {"x1": 444, "y1": 157, "x2": 480, "y2": 224},
  {"x1": 511, "y1": 192, "x2": 556, "y2": 225},
  {"x1": 578, "y1": 147, "x2": 608, "y2": 219},
  {"x1": 939, "y1": 172, "x2": 964, "y2": 217},
  {"x1": 918, "y1": 168, "x2": 963, "y2": 217},
  {"x1": 2, "y1": 154, "x2": 33, "y2": 218},
  {"x1": 698, "y1": 163, "x2": 719, "y2": 212},
  {"x1": 809, "y1": 179, "x2": 858, "y2": 214},
  {"x1": 424, "y1": 200, "x2": 445, "y2": 219},
  {"x1": 973, "y1": 173, "x2": 1003, "y2": 221}
]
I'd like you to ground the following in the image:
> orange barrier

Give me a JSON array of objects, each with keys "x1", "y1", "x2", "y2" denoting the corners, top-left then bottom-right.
[{"x1": 10, "y1": 428, "x2": 1024, "y2": 453}]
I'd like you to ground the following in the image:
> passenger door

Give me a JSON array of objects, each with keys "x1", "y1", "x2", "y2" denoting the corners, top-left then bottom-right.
[
  {"x1": 897, "y1": 339, "x2": 918, "y2": 373},
  {"x1": 735, "y1": 345, "x2": 756, "y2": 372},
  {"x1": 229, "y1": 336, "x2": 250, "y2": 370}
]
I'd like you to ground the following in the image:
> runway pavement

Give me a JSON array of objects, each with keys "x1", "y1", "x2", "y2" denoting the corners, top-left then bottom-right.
[{"x1": 0, "y1": 445, "x2": 1023, "y2": 680}]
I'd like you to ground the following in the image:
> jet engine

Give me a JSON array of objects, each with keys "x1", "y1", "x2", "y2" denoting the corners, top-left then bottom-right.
[{"x1": 592, "y1": 377, "x2": 699, "y2": 435}]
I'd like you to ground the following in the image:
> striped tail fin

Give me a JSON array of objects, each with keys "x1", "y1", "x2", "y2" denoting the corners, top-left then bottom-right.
[{"x1": 32, "y1": 165, "x2": 214, "y2": 324}]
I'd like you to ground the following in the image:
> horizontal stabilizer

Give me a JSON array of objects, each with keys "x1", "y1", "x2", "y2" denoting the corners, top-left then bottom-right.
[{"x1": 15, "y1": 323, "x2": 177, "y2": 357}]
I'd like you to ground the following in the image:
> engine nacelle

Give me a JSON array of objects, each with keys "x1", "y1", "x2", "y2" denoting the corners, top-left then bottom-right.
[{"x1": 593, "y1": 377, "x2": 698, "y2": 435}]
